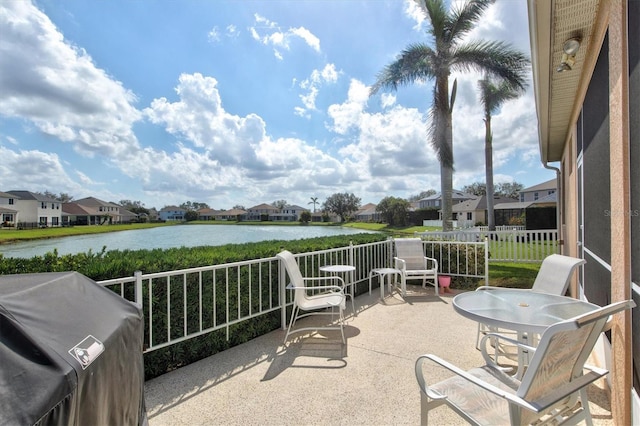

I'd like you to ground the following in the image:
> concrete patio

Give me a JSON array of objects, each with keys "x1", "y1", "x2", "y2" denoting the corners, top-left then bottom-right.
[{"x1": 144, "y1": 285, "x2": 613, "y2": 425}]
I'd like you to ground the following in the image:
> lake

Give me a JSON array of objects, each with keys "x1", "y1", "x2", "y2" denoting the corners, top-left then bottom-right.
[{"x1": 0, "y1": 224, "x2": 379, "y2": 258}]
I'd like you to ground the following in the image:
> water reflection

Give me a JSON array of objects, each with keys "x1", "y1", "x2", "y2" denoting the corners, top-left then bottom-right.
[{"x1": 0, "y1": 224, "x2": 377, "y2": 258}]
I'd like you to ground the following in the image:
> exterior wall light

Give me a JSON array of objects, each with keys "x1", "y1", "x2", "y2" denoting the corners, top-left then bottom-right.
[{"x1": 556, "y1": 37, "x2": 581, "y2": 72}]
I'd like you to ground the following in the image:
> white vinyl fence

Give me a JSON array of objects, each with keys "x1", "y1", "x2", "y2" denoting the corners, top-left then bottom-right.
[{"x1": 415, "y1": 229, "x2": 558, "y2": 263}]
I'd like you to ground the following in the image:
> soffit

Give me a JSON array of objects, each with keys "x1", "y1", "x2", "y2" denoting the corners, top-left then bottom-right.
[{"x1": 528, "y1": 0, "x2": 601, "y2": 163}]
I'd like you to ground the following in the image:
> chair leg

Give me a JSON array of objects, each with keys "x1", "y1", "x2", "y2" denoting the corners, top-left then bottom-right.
[
  {"x1": 401, "y1": 275, "x2": 407, "y2": 295},
  {"x1": 475, "y1": 322, "x2": 484, "y2": 350},
  {"x1": 339, "y1": 306, "x2": 345, "y2": 343},
  {"x1": 284, "y1": 304, "x2": 299, "y2": 344},
  {"x1": 580, "y1": 388, "x2": 594, "y2": 426}
]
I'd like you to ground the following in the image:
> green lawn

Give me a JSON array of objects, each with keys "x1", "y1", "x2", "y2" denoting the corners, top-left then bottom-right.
[
  {"x1": 0, "y1": 222, "x2": 176, "y2": 244},
  {"x1": 487, "y1": 262, "x2": 540, "y2": 288}
]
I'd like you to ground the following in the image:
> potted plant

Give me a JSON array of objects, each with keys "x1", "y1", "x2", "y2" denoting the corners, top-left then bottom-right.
[{"x1": 438, "y1": 275, "x2": 452, "y2": 293}]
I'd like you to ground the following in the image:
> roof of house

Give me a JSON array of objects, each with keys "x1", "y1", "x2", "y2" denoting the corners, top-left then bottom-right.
[
  {"x1": 419, "y1": 190, "x2": 477, "y2": 202},
  {"x1": 283, "y1": 204, "x2": 308, "y2": 211},
  {"x1": 62, "y1": 203, "x2": 97, "y2": 215},
  {"x1": 452, "y1": 195, "x2": 517, "y2": 212},
  {"x1": 0, "y1": 191, "x2": 19, "y2": 199},
  {"x1": 494, "y1": 201, "x2": 533, "y2": 210},
  {"x1": 197, "y1": 208, "x2": 221, "y2": 214},
  {"x1": 217, "y1": 209, "x2": 247, "y2": 216},
  {"x1": 74, "y1": 196, "x2": 120, "y2": 207},
  {"x1": 520, "y1": 179, "x2": 556, "y2": 193},
  {"x1": 494, "y1": 193, "x2": 557, "y2": 210},
  {"x1": 355, "y1": 203, "x2": 377, "y2": 215},
  {"x1": 159, "y1": 206, "x2": 186, "y2": 212},
  {"x1": 7, "y1": 190, "x2": 56, "y2": 202},
  {"x1": 528, "y1": 192, "x2": 557, "y2": 205},
  {"x1": 248, "y1": 203, "x2": 279, "y2": 211},
  {"x1": 356, "y1": 204, "x2": 378, "y2": 216}
]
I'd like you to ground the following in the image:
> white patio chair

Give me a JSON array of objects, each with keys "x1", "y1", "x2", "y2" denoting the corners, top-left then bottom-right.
[
  {"x1": 278, "y1": 250, "x2": 346, "y2": 344},
  {"x1": 416, "y1": 299, "x2": 635, "y2": 425},
  {"x1": 475, "y1": 254, "x2": 586, "y2": 358},
  {"x1": 394, "y1": 238, "x2": 438, "y2": 296}
]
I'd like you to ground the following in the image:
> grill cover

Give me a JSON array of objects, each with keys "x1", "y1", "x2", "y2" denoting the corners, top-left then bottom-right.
[{"x1": 0, "y1": 272, "x2": 146, "y2": 425}]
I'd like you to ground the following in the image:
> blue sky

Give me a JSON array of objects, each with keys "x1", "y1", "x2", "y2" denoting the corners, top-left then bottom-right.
[{"x1": 0, "y1": 0, "x2": 554, "y2": 210}]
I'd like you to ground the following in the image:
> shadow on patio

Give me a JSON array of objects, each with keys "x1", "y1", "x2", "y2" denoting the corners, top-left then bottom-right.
[{"x1": 144, "y1": 285, "x2": 613, "y2": 425}]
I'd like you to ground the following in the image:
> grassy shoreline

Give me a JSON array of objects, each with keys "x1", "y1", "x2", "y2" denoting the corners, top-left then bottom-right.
[{"x1": 0, "y1": 222, "x2": 177, "y2": 244}]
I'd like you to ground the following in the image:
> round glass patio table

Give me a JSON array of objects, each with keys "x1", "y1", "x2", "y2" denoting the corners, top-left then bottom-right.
[
  {"x1": 454, "y1": 289, "x2": 599, "y2": 378},
  {"x1": 453, "y1": 288, "x2": 599, "y2": 335}
]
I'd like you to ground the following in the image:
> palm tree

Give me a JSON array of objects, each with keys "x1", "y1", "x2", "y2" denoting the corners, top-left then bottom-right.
[
  {"x1": 478, "y1": 75, "x2": 525, "y2": 231},
  {"x1": 308, "y1": 197, "x2": 319, "y2": 213},
  {"x1": 370, "y1": 0, "x2": 528, "y2": 231}
]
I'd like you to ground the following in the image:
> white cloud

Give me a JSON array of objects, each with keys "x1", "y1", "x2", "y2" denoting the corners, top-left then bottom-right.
[
  {"x1": 0, "y1": 146, "x2": 81, "y2": 191},
  {"x1": 380, "y1": 93, "x2": 396, "y2": 109},
  {"x1": 404, "y1": 0, "x2": 426, "y2": 31},
  {"x1": 226, "y1": 24, "x2": 239, "y2": 38},
  {"x1": 250, "y1": 14, "x2": 321, "y2": 59},
  {"x1": 290, "y1": 27, "x2": 320, "y2": 52},
  {"x1": 295, "y1": 63, "x2": 340, "y2": 116},
  {"x1": 138, "y1": 72, "x2": 361, "y2": 206},
  {"x1": 327, "y1": 79, "x2": 369, "y2": 134},
  {"x1": 76, "y1": 170, "x2": 99, "y2": 185},
  {"x1": 207, "y1": 26, "x2": 221, "y2": 43},
  {"x1": 0, "y1": 1, "x2": 142, "y2": 158}
]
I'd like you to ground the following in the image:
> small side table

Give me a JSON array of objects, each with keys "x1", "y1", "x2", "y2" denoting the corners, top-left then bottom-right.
[
  {"x1": 369, "y1": 268, "x2": 403, "y2": 299},
  {"x1": 320, "y1": 265, "x2": 356, "y2": 314}
]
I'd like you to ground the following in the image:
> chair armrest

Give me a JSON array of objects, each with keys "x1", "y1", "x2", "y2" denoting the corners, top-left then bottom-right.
[
  {"x1": 415, "y1": 354, "x2": 540, "y2": 412},
  {"x1": 394, "y1": 257, "x2": 406, "y2": 270},
  {"x1": 424, "y1": 257, "x2": 438, "y2": 271},
  {"x1": 302, "y1": 276, "x2": 345, "y2": 286},
  {"x1": 286, "y1": 283, "x2": 345, "y2": 294},
  {"x1": 479, "y1": 333, "x2": 536, "y2": 371},
  {"x1": 287, "y1": 275, "x2": 345, "y2": 293}
]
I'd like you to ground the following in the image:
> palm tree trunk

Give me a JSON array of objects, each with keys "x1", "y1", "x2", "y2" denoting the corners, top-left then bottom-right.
[
  {"x1": 437, "y1": 76, "x2": 454, "y2": 232},
  {"x1": 484, "y1": 117, "x2": 495, "y2": 231},
  {"x1": 441, "y1": 164, "x2": 453, "y2": 231}
]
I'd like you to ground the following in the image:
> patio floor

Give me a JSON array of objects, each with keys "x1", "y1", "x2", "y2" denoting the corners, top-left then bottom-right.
[{"x1": 144, "y1": 285, "x2": 613, "y2": 425}]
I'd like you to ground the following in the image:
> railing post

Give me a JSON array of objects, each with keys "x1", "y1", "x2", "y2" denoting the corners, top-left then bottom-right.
[
  {"x1": 349, "y1": 242, "x2": 355, "y2": 292},
  {"x1": 134, "y1": 270, "x2": 143, "y2": 308},
  {"x1": 279, "y1": 257, "x2": 287, "y2": 330},
  {"x1": 484, "y1": 238, "x2": 489, "y2": 285}
]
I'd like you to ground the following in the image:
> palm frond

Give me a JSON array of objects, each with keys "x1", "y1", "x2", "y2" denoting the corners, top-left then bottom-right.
[
  {"x1": 369, "y1": 44, "x2": 436, "y2": 95},
  {"x1": 448, "y1": 0, "x2": 495, "y2": 44},
  {"x1": 451, "y1": 40, "x2": 530, "y2": 91},
  {"x1": 420, "y1": 0, "x2": 448, "y2": 42},
  {"x1": 478, "y1": 77, "x2": 522, "y2": 117}
]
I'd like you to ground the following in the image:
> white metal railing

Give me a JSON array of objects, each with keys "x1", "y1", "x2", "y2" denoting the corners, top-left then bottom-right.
[
  {"x1": 475, "y1": 225, "x2": 526, "y2": 232},
  {"x1": 97, "y1": 239, "x2": 487, "y2": 353},
  {"x1": 422, "y1": 240, "x2": 489, "y2": 283},
  {"x1": 416, "y1": 229, "x2": 558, "y2": 263}
]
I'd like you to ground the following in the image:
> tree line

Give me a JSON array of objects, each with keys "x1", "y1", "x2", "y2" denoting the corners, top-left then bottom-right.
[{"x1": 37, "y1": 178, "x2": 522, "y2": 226}]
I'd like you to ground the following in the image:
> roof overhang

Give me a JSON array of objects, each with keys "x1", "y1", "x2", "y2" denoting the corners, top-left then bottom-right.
[{"x1": 527, "y1": 0, "x2": 603, "y2": 163}]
